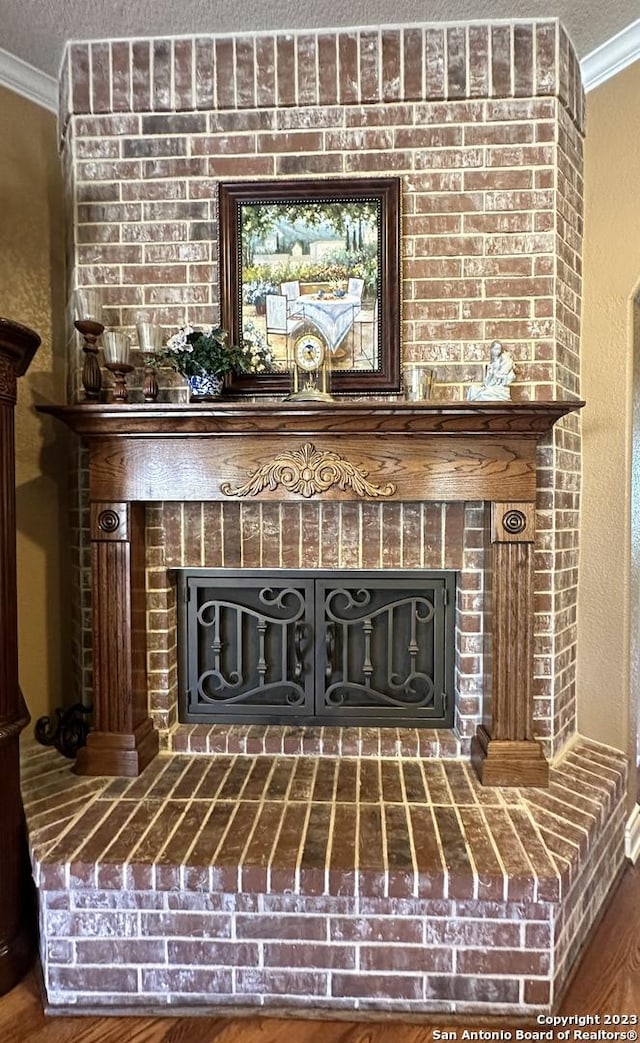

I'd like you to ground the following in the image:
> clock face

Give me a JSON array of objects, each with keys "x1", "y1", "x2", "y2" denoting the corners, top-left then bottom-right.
[{"x1": 294, "y1": 333, "x2": 325, "y2": 372}]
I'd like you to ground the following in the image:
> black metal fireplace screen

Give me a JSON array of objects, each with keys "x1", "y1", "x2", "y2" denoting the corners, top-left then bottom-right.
[{"x1": 176, "y1": 570, "x2": 455, "y2": 727}]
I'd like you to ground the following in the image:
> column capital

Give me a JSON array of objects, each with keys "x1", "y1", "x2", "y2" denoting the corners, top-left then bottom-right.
[
  {"x1": 90, "y1": 502, "x2": 130, "y2": 541},
  {"x1": 0, "y1": 358, "x2": 17, "y2": 405},
  {"x1": 491, "y1": 501, "x2": 535, "y2": 543}
]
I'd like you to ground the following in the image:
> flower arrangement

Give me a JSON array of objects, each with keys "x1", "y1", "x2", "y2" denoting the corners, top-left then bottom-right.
[{"x1": 154, "y1": 323, "x2": 274, "y2": 379}]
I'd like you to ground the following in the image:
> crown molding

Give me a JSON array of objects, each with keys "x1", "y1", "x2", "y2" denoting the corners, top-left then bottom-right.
[
  {"x1": 582, "y1": 18, "x2": 640, "y2": 92},
  {"x1": 0, "y1": 47, "x2": 57, "y2": 113}
]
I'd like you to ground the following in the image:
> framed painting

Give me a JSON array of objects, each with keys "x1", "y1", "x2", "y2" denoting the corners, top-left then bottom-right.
[{"x1": 219, "y1": 177, "x2": 401, "y2": 395}]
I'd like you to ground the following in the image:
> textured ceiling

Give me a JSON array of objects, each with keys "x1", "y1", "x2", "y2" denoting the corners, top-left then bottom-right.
[{"x1": 2, "y1": 0, "x2": 638, "y2": 78}]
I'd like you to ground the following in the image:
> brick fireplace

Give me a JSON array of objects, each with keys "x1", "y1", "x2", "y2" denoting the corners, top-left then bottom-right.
[
  {"x1": 23, "y1": 16, "x2": 629, "y2": 1020},
  {"x1": 59, "y1": 17, "x2": 584, "y2": 761}
]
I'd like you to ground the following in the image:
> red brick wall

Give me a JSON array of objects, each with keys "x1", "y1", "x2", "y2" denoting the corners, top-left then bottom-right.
[
  {"x1": 60, "y1": 21, "x2": 583, "y2": 404},
  {"x1": 61, "y1": 20, "x2": 584, "y2": 754}
]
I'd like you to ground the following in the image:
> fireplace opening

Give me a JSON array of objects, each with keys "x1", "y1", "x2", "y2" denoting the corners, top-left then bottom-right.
[{"x1": 175, "y1": 569, "x2": 456, "y2": 728}]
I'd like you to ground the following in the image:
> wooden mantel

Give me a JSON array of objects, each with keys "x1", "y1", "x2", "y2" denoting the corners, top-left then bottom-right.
[{"x1": 40, "y1": 399, "x2": 584, "y2": 785}]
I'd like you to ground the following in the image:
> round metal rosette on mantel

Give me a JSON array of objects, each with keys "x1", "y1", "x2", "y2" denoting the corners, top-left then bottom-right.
[{"x1": 187, "y1": 372, "x2": 224, "y2": 401}]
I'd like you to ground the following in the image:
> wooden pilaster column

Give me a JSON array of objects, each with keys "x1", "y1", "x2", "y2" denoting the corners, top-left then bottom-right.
[
  {"x1": 0, "y1": 318, "x2": 40, "y2": 994},
  {"x1": 75, "y1": 500, "x2": 158, "y2": 776},
  {"x1": 471, "y1": 501, "x2": 549, "y2": 787}
]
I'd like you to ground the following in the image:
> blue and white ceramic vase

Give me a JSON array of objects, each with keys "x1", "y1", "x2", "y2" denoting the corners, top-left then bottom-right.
[{"x1": 187, "y1": 372, "x2": 224, "y2": 401}]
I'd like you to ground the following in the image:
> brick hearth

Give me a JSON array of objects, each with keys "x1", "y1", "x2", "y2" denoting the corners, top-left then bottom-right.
[{"x1": 24, "y1": 736, "x2": 626, "y2": 1015}]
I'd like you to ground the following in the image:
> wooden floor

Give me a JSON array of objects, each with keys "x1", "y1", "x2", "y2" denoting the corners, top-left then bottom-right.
[{"x1": 1, "y1": 865, "x2": 638, "y2": 1043}]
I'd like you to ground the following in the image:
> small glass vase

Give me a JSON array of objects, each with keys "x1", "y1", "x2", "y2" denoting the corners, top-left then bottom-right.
[{"x1": 187, "y1": 372, "x2": 224, "y2": 401}]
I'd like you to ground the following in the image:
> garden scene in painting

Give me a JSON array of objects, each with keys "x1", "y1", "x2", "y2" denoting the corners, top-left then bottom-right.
[{"x1": 238, "y1": 198, "x2": 380, "y2": 371}]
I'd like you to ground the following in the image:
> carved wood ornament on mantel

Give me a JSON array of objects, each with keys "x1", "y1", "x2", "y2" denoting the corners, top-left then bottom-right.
[
  {"x1": 39, "y1": 399, "x2": 584, "y2": 786},
  {"x1": 220, "y1": 441, "x2": 397, "y2": 499}
]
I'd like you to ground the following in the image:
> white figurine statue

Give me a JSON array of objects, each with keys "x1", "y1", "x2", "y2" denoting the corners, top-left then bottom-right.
[{"x1": 466, "y1": 340, "x2": 515, "y2": 401}]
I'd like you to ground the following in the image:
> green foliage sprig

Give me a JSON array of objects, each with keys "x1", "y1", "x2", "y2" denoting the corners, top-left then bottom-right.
[{"x1": 153, "y1": 324, "x2": 273, "y2": 379}]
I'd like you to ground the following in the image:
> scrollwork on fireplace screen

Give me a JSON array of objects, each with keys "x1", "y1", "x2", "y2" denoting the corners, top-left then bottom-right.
[
  {"x1": 177, "y1": 570, "x2": 455, "y2": 728},
  {"x1": 195, "y1": 586, "x2": 310, "y2": 708},
  {"x1": 323, "y1": 588, "x2": 437, "y2": 710}
]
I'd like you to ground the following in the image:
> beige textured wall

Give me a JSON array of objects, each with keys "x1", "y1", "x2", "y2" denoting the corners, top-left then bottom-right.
[
  {"x1": 579, "y1": 60, "x2": 640, "y2": 779},
  {"x1": 0, "y1": 86, "x2": 69, "y2": 721}
]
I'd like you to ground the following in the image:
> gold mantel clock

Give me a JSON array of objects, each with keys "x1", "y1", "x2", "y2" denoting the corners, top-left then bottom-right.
[{"x1": 286, "y1": 330, "x2": 333, "y2": 402}]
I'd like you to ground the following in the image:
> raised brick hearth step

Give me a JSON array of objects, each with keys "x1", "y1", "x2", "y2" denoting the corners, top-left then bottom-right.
[
  {"x1": 168, "y1": 723, "x2": 468, "y2": 759},
  {"x1": 22, "y1": 737, "x2": 626, "y2": 1017}
]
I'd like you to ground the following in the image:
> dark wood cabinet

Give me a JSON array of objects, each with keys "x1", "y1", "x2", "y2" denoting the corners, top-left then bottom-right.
[{"x1": 0, "y1": 317, "x2": 40, "y2": 995}]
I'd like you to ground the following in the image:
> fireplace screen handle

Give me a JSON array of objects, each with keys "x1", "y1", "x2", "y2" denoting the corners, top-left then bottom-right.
[
  {"x1": 325, "y1": 622, "x2": 335, "y2": 678},
  {"x1": 293, "y1": 622, "x2": 307, "y2": 680}
]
